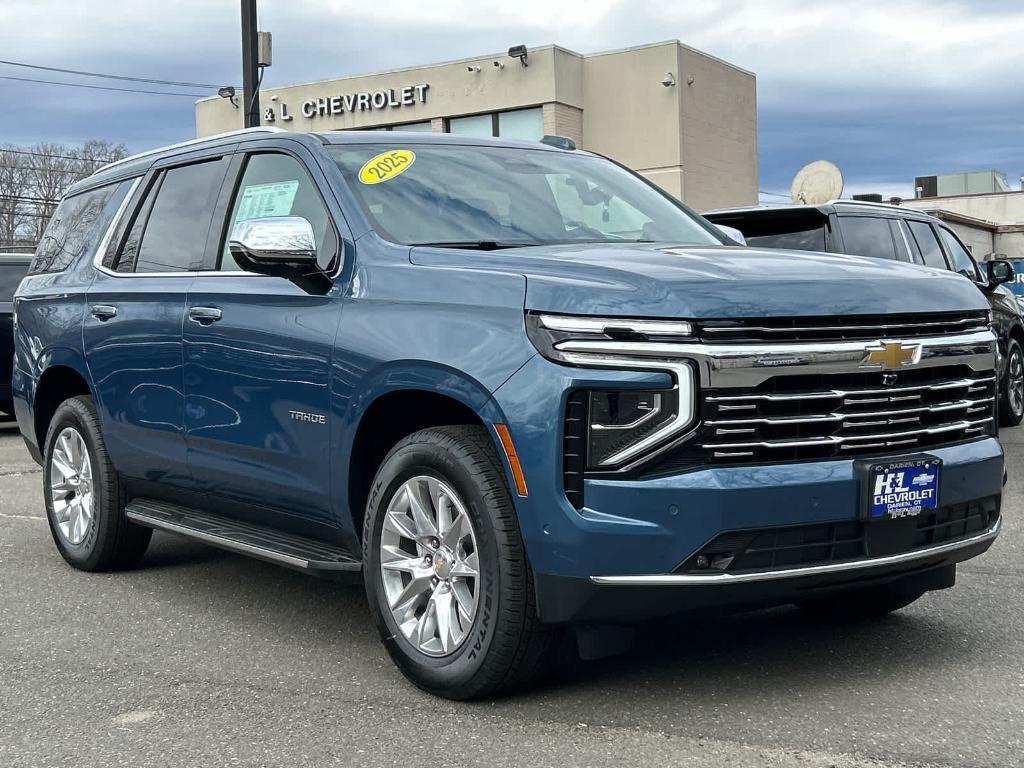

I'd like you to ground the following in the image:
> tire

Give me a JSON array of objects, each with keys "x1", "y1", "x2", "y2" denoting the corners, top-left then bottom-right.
[
  {"x1": 999, "y1": 338, "x2": 1024, "y2": 427},
  {"x1": 797, "y1": 581, "x2": 925, "y2": 622},
  {"x1": 363, "y1": 425, "x2": 555, "y2": 699},
  {"x1": 42, "y1": 395, "x2": 151, "y2": 571}
]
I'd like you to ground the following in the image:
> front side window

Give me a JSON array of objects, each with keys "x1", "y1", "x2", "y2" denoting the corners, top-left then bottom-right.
[
  {"x1": 30, "y1": 180, "x2": 132, "y2": 275},
  {"x1": 119, "y1": 159, "x2": 229, "y2": 273},
  {"x1": 838, "y1": 217, "x2": 897, "y2": 260},
  {"x1": 220, "y1": 153, "x2": 335, "y2": 272},
  {"x1": 906, "y1": 220, "x2": 948, "y2": 270},
  {"x1": 937, "y1": 226, "x2": 980, "y2": 281},
  {"x1": 329, "y1": 143, "x2": 723, "y2": 248}
]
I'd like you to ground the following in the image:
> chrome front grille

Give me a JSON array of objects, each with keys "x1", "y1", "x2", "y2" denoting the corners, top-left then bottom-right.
[
  {"x1": 648, "y1": 365, "x2": 996, "y2": 471},
  {"x1": 698, "y1": 310, "x2": 990, "y2": 344}
]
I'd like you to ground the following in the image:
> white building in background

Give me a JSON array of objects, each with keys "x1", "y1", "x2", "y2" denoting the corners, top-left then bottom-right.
[{"x1": 900, "y1": 170, "x2": 1024, "y2": 259}]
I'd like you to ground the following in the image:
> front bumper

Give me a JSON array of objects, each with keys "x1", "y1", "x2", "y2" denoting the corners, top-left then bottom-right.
[{"x1": 492, "y1": 340, "x2": 1005, "y2": 625}]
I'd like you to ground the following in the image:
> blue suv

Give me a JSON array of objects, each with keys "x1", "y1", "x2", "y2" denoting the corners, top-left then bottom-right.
[{"x1": 12, "y1": 128, "x2": 1004, "y2": 698}]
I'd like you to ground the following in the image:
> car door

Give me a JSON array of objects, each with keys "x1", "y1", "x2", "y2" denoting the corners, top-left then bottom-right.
[
  {"x1": 85, "y1": 154, "x2": 232, "y2": 487},
  {"x1": 183, "y1": 147, "x2": 344, "y2": 526}
]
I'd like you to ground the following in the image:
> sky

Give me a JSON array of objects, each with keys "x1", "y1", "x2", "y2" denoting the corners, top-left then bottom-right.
[{"x1": 2, "y1": 0, "x2": 1022, "y2": 201}]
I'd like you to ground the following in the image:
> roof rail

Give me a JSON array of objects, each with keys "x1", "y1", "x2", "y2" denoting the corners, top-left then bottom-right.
[{"x1": 94, "y1": 127, "x2": 287, "y2": 175}]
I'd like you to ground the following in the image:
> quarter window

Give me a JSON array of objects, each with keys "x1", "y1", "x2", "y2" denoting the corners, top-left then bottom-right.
[
  {"x1": 838, "y1": 217, "x2": 897, "y2": 261},
  {"x1": 906, "y1": 220, "x2": 949, "y2": 270},
  {"x1": 29, "y1": 180, "x2": 132, "y2": 275},
  {"x1": 937, "y1": 227, "x2": 980, "y2": 281},
  {"x1": 221, "y1": 153, "x2": 335, "y2": 272}
]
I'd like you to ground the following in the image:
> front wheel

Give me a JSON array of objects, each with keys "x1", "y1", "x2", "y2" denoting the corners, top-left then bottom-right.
[
  {"x1": 363, "y1": 425, "x2": 554, "y2": 699},
  {"x1": 999, "y1": 338, "x2": 1024, "y2": 427}
]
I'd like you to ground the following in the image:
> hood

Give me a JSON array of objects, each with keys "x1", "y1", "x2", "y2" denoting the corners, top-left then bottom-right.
[{"x1": 411, "y1": 243, "x2": 990, "y2": 318}]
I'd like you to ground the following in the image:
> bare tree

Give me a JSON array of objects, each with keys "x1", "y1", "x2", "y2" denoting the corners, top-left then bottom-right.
[
  {"x1": 0, "y1": 145, "x2": 32, "y2": 250},
  {"x1": 74, "y1": 139, "x2": 128, "y2": 178}
]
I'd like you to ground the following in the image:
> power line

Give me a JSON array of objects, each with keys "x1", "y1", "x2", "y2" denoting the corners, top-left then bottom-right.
[
  {"x1": 0, "y1": 74, "x2": 208, "y2": 98},
  {"x1": 0, "y1": 58, "x2": 228, "y2": 90},
  {"x1": 0, "y1": 148, "x2": 119, "y2": 163}
]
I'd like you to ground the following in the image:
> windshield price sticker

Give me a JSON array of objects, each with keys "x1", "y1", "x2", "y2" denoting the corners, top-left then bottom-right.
[
  {"x1": 866, "y1": 458, "x2": 940, "y2": 522},
  {"x1": 358, "y1": 149, "x2": 415, "y2": 185}
]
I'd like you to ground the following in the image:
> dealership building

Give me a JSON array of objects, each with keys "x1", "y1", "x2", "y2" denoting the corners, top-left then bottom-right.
[{"x1": 195, "y1": 40, "x2": 758, "y2": 212}]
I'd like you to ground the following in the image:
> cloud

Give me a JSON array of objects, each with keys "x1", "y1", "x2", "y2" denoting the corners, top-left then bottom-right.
[{"x1": 1, "y1": 0, "x2": 1021, "y2": 196}]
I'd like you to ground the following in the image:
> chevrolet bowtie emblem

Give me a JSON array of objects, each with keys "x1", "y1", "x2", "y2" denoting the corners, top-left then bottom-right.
[{"x1": 861, "y1": 341, "x2": 921, "y2": 369}]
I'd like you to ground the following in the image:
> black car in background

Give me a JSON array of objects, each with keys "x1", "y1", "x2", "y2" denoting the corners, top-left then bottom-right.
[
  {"x1": 705, "y1": 201, "x2": 1024, "y2": 426},
  {"x1": 1, "y1": 253, "x2": 31, "y2": 417}
]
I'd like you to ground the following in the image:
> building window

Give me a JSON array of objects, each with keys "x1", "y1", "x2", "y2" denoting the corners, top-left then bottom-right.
[
  {"x1": 498, "y1": 108, "x2": 543, "y2": 140},
  {"x1": 446, "y1": 107, "x2": 544, "y2": 141},
  {"x1": 447, "y1": 113, "x2": 494, "y2": 137},
  {"x1": 390, "y1": 121, "x2": 432, "y2": 132}
]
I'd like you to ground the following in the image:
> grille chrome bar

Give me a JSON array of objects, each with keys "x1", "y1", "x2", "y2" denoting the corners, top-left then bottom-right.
[
  {"x1": 702, "y1": 317, "x2": 984, "y2": 334},
  {"x1": 703, "y1": 416, "x2": 994, "y2": 451},
  {"x1": 707, "y1": 376, "x2": 996, "y2": 403},
  {"x1": 707, "y1": 397, "x2": 994, "y2": 426}
]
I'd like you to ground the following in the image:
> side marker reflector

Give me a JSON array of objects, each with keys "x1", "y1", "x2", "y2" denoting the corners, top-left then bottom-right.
[{"x1": 494, "y1": 423, "x2": 529, "y2": 497}]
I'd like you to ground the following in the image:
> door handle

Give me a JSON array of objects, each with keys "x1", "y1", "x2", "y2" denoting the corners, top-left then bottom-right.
[
  {"x1": 90, "y1": 305, "x2": 118, "y2": 321},
  {"x1": 188, "y1": 306, "x2": 223, "y2": 325}
]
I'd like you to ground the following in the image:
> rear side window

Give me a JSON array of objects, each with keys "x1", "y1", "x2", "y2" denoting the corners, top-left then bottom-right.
[
  {"x1": 117, "y1": 159, "x2": 229, "y2": 274},
  {"x1": 838, "y1": 217, "x2": 897, "y2": 260},
  {"x1": 906, "y1": 220, "x2": 948, "y2": 270},
  {"x1": 716, "y1": 213, "x2": 827, "y2": 252},
  {"x1": 29, "y1": 180, "x2": 132, "y2": 275}
]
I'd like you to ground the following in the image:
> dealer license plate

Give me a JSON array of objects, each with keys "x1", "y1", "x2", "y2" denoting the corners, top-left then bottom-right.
[{"x1": 862, "y1": 457, "x2": 941, "y2": 522}]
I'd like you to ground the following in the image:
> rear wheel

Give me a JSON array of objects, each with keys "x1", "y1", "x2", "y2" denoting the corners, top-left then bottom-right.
[
  {"x1": 999, "y1": 338, "x2": 1024, "y2": 427},
  {"x1": 797, "y1": 582, "x2": 925, "y2": 621},
  {"x1": 43, "y1": 396, "x2": 151, "y2": 571},
  {"x1": 363, "y1": 425, "x2": 554, "y2": 699}
]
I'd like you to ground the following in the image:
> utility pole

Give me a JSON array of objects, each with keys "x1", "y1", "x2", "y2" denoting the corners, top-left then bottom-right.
[{"x1": 240, "y1": 0, "x2": 260, "y2": 127}]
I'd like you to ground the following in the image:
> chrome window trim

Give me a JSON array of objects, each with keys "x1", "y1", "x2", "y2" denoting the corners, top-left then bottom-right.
[
  {"x1": 92, "y1": 155, "x2": 346, "y2": 282},
  {"x1": 90, "y1": 177, "x2": 141, "y2": 272},
  {"x1": 590, "y1": 517, "x2": 1001, "y2": 586}
]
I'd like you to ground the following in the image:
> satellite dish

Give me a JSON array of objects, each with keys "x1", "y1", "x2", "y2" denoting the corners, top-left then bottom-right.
[{"x1": 790, "y1": 160, "x2": 844, "y2": 205}]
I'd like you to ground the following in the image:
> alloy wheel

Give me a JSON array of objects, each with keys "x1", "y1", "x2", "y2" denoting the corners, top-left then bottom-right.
[
  {"x1": 49, "y1": 427, "x2": 95, "y2": 546},
  {"x1": 1010, "y1": 348, "x2": 1024, "y2": 417},
  {"x1": 379, "y1": 475, "x2": 480, "y2": 657}
]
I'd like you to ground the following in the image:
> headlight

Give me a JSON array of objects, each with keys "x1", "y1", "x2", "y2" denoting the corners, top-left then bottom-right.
[
  {"x1": 586, "y1": 388, "x2": 682, "y2": 467},
  {"x1": 526, "y1": 312, "x2": 695, "y2": 363},
  {"x1": 528, "y1": 313, "x2": 698, "y2": 469}
]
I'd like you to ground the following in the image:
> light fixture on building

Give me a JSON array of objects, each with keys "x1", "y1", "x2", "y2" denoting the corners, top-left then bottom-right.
[
  {"x1": 493, "y1": 60, "x2": 505, "y2": 69},
  {"x1": 661, "y1": 72, "x2": 676, "y2": 87},
  {"x1": 218, "y1": 85, "x2": 238, "y2": 108},
  {"x1": 467, "y1": 65, "x2": 481, "y2": 73},
  {"x1": 508, "y1": 44, "x2": 529, "y2": 67}
]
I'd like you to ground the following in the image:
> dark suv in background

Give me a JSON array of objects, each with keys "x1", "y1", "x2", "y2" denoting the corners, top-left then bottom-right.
[
  {"x1": 1, "y1": 253, "x2": 31, "y2": 417},
  {"x1": 705, "y1": 201, "x2": 1024, "y2": 426}
]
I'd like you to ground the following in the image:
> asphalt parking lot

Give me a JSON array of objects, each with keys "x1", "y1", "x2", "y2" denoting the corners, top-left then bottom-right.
[{"x1": 1, "y1": 418, "x2": 1021, "y2": 768}]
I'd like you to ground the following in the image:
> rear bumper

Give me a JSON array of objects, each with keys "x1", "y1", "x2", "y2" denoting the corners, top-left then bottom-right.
[{"x1": 535, "y1": 517, "x2": 998, "y2": 623}]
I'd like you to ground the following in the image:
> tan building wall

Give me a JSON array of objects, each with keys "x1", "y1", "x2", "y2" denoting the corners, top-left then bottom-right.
[
  {"x1": 901, "y1": 191, "x2": 1024, "y2": 224},
  {"x1": 195, "y1": 40, "x2": 758, "y2": 209}
]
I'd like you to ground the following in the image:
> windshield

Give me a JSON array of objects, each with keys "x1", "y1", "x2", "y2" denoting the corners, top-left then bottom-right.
[{"x1": 329, "y1": 142, "x2": 724, "y2": 248}]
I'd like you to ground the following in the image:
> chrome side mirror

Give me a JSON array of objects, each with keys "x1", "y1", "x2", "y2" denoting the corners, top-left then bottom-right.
[
  {"x1": 228, "y1": 216, "x2": 332, "y2": 294},
  {"x1": 715, "y1": 223, "x2": 747, "y2": 246},
  {"x1": 229, "y1": 216, "x2": 317, "y2": 264}
]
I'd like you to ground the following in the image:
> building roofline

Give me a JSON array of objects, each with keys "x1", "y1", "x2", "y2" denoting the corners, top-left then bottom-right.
[
  {"x1": 904, "y1": 189, "x2": 1024, "y2": 203},
  {"x1": 196, "y1": 39, "x2": 753, "y2": 105}
]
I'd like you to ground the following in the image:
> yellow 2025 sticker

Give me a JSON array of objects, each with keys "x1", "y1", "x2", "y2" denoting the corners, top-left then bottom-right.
[{"x1": 358, "y1": 149, "x2": 416, "y2": 185}]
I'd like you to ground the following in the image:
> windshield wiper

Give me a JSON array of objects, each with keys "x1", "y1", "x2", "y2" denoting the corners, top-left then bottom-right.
[{"x1": 407, "y1": 240, "x2": 539, "y2": 251}]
